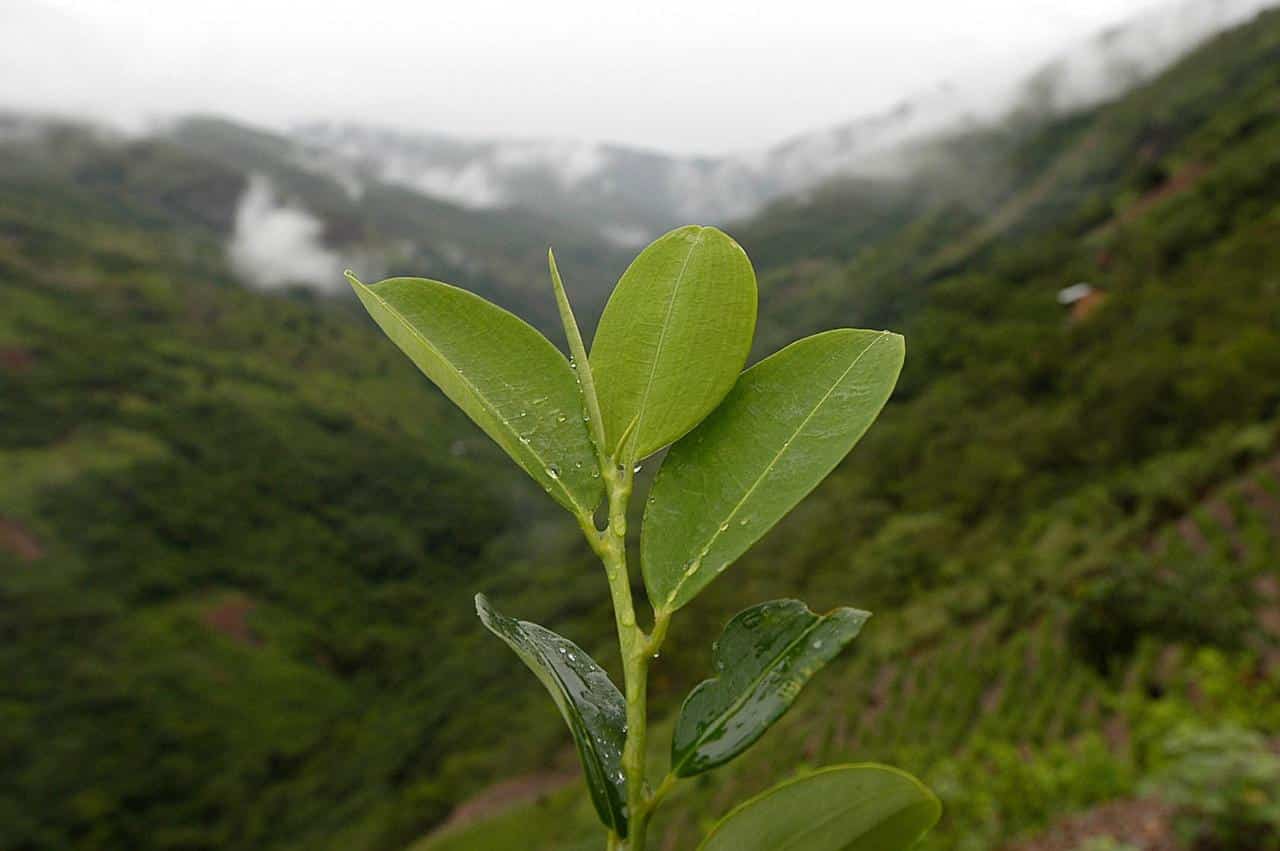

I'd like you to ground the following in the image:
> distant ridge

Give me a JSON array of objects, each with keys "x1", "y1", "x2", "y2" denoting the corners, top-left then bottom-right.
[{"x1": 294, "y1": 0, "x2": 1275, "y2": 241}]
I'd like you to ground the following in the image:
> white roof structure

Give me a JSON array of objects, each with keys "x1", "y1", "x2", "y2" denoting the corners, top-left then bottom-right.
[{"x1": 1057, "y1": 283, "x2": 1096, "y2": 305}]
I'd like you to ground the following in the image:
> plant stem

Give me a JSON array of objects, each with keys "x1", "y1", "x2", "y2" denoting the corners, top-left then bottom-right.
[
  {"x1": 580, "y1": 460, "x2": 674, "y2": 851},
  {"x1": 554, "y1": 254, "x2": 679, "y2": 849}
]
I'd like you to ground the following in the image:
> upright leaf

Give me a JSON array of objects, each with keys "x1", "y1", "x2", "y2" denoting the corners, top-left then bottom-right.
[
  {"x1": 589, "y1": 225, "x2": 757, "y2": 462},
  {"x1": 643, "y1": 329, "x2": 904, "y2": 612},
  {"x1": 698, "y1": 764, "x2": 940, "y2": 851},
  {"x1": 672, "y1": 599, "x2": 869, "y2": 776},
  {"x1": 348, "y1": 274, "x2": 602, "y2": 516},
  {"x1": 475, "y1": 595, "x2": 629, "y2": 836}
]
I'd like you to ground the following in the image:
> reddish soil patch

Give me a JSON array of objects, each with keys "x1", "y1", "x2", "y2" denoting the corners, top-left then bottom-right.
[
  {"x1": 1205, "y1": 500, "x2": 1247, "y2": 559},
  {"x1": 0, "y1": 517, "x2": 43, "y2": 561},
  {"x1": 431, "y1": 772, "x2": 576, "y2": 836},
  {"x1": 201, "y1": 596, "x2": 261, "y2": 646},
  {"x1": 1120, "y1": 162, "x2": 1210, "y2": 226},
  {"x1": 1176, "y1": 516, "x2": 1210, "y2": 555},
  {"x1": 1255, "y1": 575, "x2": 1280, "y2": 600},
  {"x1": 0, "y1": 346, "x2": 34, "y2": 374},
  {"x1": 1005, "y1": 798, "x2": 1176, "y2": 851},
  {"x1": 1243, "y1": 482, "x2": 1280, "y2": 536}
]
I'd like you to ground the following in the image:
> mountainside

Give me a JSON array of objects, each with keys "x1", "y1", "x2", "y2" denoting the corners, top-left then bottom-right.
[
  {"x1": 1, "y1": 6, "x2": 1279, "y2": 851},
  {"x1": 294, "y1": 0, "x2": 1275, "y2": 244},
  {"x1": 415, "y1": 8, "x2": 1280, "y2": 849},
  {"x1": 0, "y1": 111, "x2": 629, "y2": 328}
]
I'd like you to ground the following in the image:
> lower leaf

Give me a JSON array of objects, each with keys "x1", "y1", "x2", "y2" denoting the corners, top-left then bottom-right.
[
  {"x1": 672, "y1": 599, "x2": 869, "y2": 776},
  {"x1": 697, "y1": 764, "x2": 940, "y2": 851},
  {"x1": 475, "y1": 594, "x2": 629, "y2": 836}
]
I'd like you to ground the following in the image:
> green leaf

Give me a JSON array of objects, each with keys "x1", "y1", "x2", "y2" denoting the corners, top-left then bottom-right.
[
  {"x1": 589, "y1": 225, "x2": 757, "y2": 462},
  {"x1": 672, "y1": 599, "x2": 869, "y2": 777},
  {"x1": 348, "y1": 273, "x2": 602, "y2": 516},
  {"x1": 474, "y1": 594, "x2": 628, "y2": 837},
  {"x1": 697, "y1": 764, "x2": 941, "y2": 851},
  {"x1": 643, "y1": 329, "x2": 904, "y2": 612}
]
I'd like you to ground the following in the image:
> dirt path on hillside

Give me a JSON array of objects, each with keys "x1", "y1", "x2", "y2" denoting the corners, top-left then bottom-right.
[{"x1": 425, "y1": 771, "x2": 577, "y2": 841}]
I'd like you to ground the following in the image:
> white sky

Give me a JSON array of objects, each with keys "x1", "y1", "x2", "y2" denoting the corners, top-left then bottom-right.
[{"x1": 5, "y1": 0, "x2": 1170, "y2": 154}]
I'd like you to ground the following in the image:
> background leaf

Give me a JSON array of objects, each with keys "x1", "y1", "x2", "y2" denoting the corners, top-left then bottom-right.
[
  {"x1": 697, "y1": 764, "x2": 941, "y2": 851},
  {"x1": 349, "y1": 274, "x2": 601, "y2": 515},
  {"x1": 672, "y1": 599, "x2": 869, "y2": 776},
  {"x1": 474, "y1": 595, "x2": 629, "y2": 837},
  {"x1": 643, "y1": 328, "x2": 904, "y2": 612},
  {"x1": 589, "y1": 225, "x2": 757, "y2": 462}
]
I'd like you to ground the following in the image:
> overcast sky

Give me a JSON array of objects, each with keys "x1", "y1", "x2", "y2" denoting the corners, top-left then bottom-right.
[{"x1": 4, "y1": 0, "x2": 1182, "y2": 154}]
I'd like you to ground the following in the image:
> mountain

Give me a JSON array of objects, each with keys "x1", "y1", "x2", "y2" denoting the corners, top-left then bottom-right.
[
  {"x1": 0, "y1": 110, "x2": 629, "y2": 328},
  {"x1": 294, "y1": 0, "x2": 1275, "y2": 245},
  {"x1": 2, "y1": 5, "x2": 1279, "y2": 851}
]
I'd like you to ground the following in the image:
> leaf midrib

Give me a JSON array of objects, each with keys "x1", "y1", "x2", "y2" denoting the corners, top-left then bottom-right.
[
  {"x1": 661, "y1": 331, "x2": 892, "y2": 608},
  {"x1": 360, "y1": 281, "x2": 588, "y2": 515},
  {"x1": 620, "y1": 228, "x2": 705, "y2": 459}
]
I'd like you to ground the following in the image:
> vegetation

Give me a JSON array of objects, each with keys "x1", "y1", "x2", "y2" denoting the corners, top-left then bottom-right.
[
  {"x1": 1147, "y1": 726, "x2": 1280, "y2": 850},
  {"x1": 0, "y1": 7, "x2": 1278, "y2": 851},
  {"x1": 348, "y1": 225, "x2": 938, "y2": 850}
]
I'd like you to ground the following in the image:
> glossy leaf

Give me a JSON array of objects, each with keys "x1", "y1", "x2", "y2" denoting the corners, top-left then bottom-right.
[
  {"x1": 348, "y1": 273, "x2": 602, "y2": 516},
  {"x1": 643, "y1": 329, "x2": 904, "y2": 612},
  {"x1": 474, "y1": 594, "x2": 628, "y2": 836},
  {"x1": 698, "y1": 764, "x2": 941, "y2": 851},
  {"x1": 589, "y1": 225, "x2": 757, "y2": 462},
  {"x1": 672, "y1": 599, "x2": 869, "y2": 777}
]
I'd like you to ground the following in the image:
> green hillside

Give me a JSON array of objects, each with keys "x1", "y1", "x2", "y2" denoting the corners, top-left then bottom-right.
[
  {"x1": 2, "y1": 7, "x2": 1279, "y2": 851},
  {"x1": 414, "y1": 9, "x2": 1280, "y2": 849}
]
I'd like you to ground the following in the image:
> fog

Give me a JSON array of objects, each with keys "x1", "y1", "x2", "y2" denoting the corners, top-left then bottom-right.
[
  {"x1": 0, "y1": 0, "x2": 1227, "y2": 155},
  {"x1": 228, "y1": 176, "x2": 345, "y2": 293}
]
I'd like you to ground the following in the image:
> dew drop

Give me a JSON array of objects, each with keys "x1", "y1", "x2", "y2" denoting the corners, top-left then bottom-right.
[
  {"x1": 738, "y1": 517, "x2": 751, "y2": 526},
  {"x1": 569, "y1": 359, "x2": 577, "y2": 370},
  {"x1": 590, "y1": 469, "x2": 600, "y2": 479},
  {"x1": 633, "y1": 464, "x2": 643, "y2": 473},
  {"x1": 546, "y1": 464, "x2": 561, "y2": 480},
  {"x1": 567, "y1": 652, "x2": 577, "y2": 662},
  {"x1": 811, "y1": 640, "x2": 824, "y2": 650},
  {"x1": 719, "y1": 522, "x2": 729, "y2": 532},
  {"x1": 557, "y1": 414, "x2": 567, "y2": 423}
]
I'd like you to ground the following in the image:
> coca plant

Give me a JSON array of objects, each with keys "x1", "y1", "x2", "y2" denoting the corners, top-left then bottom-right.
[{"x1": 347, "y1": 225, "x2": 940, "y2": 850}]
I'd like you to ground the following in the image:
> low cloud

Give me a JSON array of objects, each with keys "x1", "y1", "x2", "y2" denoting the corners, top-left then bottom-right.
[{"x1": 228, "y1": 175, "x2": 344, "y2": 293}]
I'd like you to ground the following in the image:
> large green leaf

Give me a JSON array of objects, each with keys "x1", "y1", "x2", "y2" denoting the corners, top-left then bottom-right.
[
  {"x1": 643, "y1": 329, "x2": 904, "y2": 612},
  {"x1": 474, "y1": 594, "x2": 628, "y2": 837},
  {"x1": 589, "y1": 225, "x2": 757, "y2": 462},
  {"x1": 698, "y1": 764, "x2": 940, "y2": 851},
  {"x1": 672, "y1": 599, "x2": 869, "y2": 777},
  {"x1": 348, "y1": 274, "x2": 601, "y2": 516}
]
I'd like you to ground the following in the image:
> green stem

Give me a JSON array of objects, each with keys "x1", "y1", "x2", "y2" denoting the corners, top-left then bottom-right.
[{"x1": 552, "y1": 251, "x2": 680, "y2": 849}]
